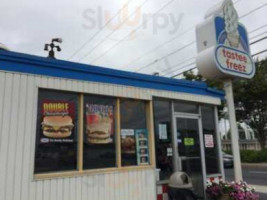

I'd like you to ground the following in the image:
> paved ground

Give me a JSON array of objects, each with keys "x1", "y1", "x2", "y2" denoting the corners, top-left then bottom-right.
[{"x1": 224, "y1": 164, "x2": 267, "y2": 199}]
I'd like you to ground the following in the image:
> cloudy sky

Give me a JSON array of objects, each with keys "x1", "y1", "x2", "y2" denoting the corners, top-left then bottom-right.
[{"x1": 1, "y1": 0, "x2": 267, "y2": 77}]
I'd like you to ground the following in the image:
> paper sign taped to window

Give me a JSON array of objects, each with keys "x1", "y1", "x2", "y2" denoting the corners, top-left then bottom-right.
[
  {"x1": 184, "y1": 138, "x2": 194, "y2": 146},
  {"x1": 167, "y1": 148, "x2": 173, "y2": 156},
  {"x1": 121, "y1": 129, "x2": 135, "y2": 139},
  {"x1": 159, "y1": 124, "x2": 168, "y2": 140},
  {"x1": 205, "y1": 134, "x2": 214, "y2": 148}
]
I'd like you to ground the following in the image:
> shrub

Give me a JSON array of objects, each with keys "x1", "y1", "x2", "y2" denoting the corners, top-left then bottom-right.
[{"x1": 223, "y1": 150, "x2": 267, "y2": 163}]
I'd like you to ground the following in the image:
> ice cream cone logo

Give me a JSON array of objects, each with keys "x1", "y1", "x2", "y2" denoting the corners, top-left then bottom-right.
[{"x1": 223, "y1": 0, "x2": 240, "y2": 48}]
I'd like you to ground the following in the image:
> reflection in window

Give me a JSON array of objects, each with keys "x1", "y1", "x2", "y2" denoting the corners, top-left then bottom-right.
[
  {"x1": 201, "y1": 106, "x2": 220, "y2": 174},
  {"x1": 174, "y1": 101, "x2": 198, "y2": 113},
  {"x1": 83, "y1": 95, "x2": 116, "y2": 169},
  {"x1": 34, "y1": 89, "x2": 78, "y2": 173},
  {"x1": 120, "y1": 99, "x2": 147, "y2": 166},
  {"x1": 153, "y1": 99, "x2": 173, "y2": 181}
]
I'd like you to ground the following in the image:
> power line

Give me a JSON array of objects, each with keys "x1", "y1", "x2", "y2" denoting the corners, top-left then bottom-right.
[
  {"x1": 122, "y1": 0, "x2": 242, "y2": 70},
  {"x1": 252, "y1": 49, "x2": 267, "y2": 57},
  {"x1": 163, "y1": 24, "x2": 267, "y2": 76},
  {"x1": 170, "y1": 37, "x2": 267, "y2": 78},
  {"x1": 122, "y1": 25, "x2": 194, "y2": 69},
  {"x1": 77, "y1": 0, "x2": 149, "y2": 62},
  {"x1": 135, "y1": 3, "x2": 267, "y2": 72},
  {"x1": 249, "y1": 23, "x2": 267, "y2": 34},
  {"x1": 135, "y1": 40, "x2": 195, "y2": 72},
  {"x1": 67, "y1": 0, "x2": 135, "y2": 60},
  {"x1": 250, "y1": 31, "x2": 267, "y2": 41},
  {"x1": 129, "y1": 1, "x2": 262, "y2": 73},
  {"x1": 239, "y1": 3, "x2": 267, "y2": 19},
  {"x1": 250, "y1": 36, "x2": 267, "y2": 45},
  {"x1": 89, "y1": 0, "x2": 176, "y2": 64},
  {"x1": 162, "y1": 57, "x2": 196, "y2": 76}
]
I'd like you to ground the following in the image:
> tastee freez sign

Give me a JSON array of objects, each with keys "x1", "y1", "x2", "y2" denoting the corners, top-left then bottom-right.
[{"x1": 196, "y1": 0, "x2": 255, "y2": 79}]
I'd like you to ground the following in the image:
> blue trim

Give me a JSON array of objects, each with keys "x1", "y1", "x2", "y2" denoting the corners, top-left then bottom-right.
[{"x1": 0, "y1": 50, "x2": 224, "y2": 99}]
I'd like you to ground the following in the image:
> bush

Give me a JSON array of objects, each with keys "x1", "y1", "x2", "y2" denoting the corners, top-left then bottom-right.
[{"x1": 224, "y1": 150, "x2": 267, "y2": 163}]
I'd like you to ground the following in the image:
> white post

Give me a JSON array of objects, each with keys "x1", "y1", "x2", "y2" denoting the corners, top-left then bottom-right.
[{"x1": 224, "y1": 80, "x2": 243, "y2": 181}]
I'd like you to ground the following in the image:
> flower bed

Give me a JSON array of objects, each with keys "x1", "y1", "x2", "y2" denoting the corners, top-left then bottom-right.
[{"x1": 206, "y1": 181, "x2": 259, "y2": 200}]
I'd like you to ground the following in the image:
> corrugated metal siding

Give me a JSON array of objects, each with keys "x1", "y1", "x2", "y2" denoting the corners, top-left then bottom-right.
[{"x1": 0, "y1": 72, "x2": 157, "y2": 200}]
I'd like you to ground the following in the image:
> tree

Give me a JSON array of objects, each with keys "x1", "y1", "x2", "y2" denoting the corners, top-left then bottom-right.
[
  {"x1": 183, "y1": 59, "x2": 267, "y2": 149},
  {"x1": 233, "y1": 59, "x2": 267, "y2": 149}
]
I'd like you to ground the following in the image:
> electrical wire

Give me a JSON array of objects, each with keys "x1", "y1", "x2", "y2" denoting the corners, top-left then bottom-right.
[
  {"x1": 68, "y1": 0, "x2": 135, "y2": 60},
  {"x1": 89, "y1": 0, "x2": 176, "y2": 64},
  {"x1": 239, "y1": 3, "x2": 267, "y2": 19},
  {"x1": 121, "y1": 0, "x2": 242, "y2": 70},
  {"x1": 122, "y1": 25, "x2": 195, "y2": 69},
  {"x1": 250, "y1": 31, "x2": 267, "y2": 40},
  {"x1": 137, "y1": 4, "x2": 267, "y2": 74},
  {"x1": 134, "y1": 40, "x2": 195, "y2": 72},
  {"x1": 77, "y1": 0, "x2": 149, "y2": 62},
  {"x1": 170, "y1": 39, "x2": 267, "y2": 78}
]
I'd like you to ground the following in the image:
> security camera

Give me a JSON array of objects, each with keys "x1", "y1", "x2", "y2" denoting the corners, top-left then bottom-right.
[{"x1": 52, "y1": 38, "x2": 63, "y2": 43}]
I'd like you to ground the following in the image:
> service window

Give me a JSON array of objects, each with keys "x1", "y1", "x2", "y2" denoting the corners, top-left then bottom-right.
[
  {"x1": 34, "y1": 89, "x2": 78, "y2": 173},
  {"x1": 201, "y1": 106, "x2": 220, "y2": 174},
  {"x1": 83, "y1": 95, "x2": 116, "y2": 169},
  {"x1": 120, "y1": 99, "x2": 149, "y2": 166}
]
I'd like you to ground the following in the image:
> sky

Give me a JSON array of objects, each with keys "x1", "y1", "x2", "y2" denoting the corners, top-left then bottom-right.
[{"x1": 0, "y1": 0, "x2": 267, "y2": 77}]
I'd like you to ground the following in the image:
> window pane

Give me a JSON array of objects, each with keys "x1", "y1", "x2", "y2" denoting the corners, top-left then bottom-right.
[
  {"x1": 201, "y1": 106, "x2": 220, "y2": 174},
  {"x1": 83, "y1": 95, "x2": 116, "y2": 169},
  {"x1": 120, "y1": 99, "x2": 147, "y2": 166},
  {"x1": 174, "y1": 101, "x2": 198, "y2": 113},
  {"x1": 153, "y1": 100, "x2": 173, "y2": 181},
  {"x1": 34, "y1": 89, "x2": 78, "y2": 173}
]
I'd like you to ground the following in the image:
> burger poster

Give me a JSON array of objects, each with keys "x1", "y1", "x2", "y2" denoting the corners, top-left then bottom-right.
[
  {"x1": 40, "y1": 100, "x2": 76, "y2": 143},
  {"x1": 85, "y1": 104, "x2": 114, "y2": 144}
]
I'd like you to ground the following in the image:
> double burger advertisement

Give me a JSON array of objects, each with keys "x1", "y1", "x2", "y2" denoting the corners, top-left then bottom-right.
[{"x1": 40, "y1": 100, "x2": 76, "y2": 143}]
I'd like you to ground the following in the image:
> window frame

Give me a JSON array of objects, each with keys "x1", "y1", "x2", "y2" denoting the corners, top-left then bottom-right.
[{"x1": 34, "y1": 89, "x2": 155, "y2": 180}]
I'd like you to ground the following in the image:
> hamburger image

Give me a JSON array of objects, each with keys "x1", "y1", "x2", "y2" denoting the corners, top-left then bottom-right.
[
  {"x1": 121, "y1": 136, "x2": 136, "y2": 154},
  {"x1": 42, "y1": 115, "x2": 74, "y2": 138},
  {"x1": 86, "y1": 113, "x2": 112, "y2": 144}
]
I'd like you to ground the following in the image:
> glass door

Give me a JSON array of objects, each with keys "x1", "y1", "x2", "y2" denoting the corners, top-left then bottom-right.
[{"x1": 175, "y1": 117, "x2": 204, "y2": 198}]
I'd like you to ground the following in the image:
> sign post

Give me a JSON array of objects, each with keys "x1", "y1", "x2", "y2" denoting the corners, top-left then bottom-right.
[
  {"x1": 224, "y1": 80, "x2": 243, "y2": 181},
  {"x1": 196, "y1": 0, "x2": 256, "y2": 182}
]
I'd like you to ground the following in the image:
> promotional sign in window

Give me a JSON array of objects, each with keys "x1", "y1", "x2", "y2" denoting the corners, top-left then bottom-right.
[
  {"x1": 40, "y1": 100, "x2": 76, "y2": 143},
  {"x1": 35, "y1": 90, "x2": 78, "y2": 173},
  {"x1": 85, "y1": 104, "x2": 114, "y2": 144},
  {"x1": 135, "y1": 129, "x2": 149, "y2": 165},
  {"x1": 121, "y1": 129, "x2": 136, "y2": 154}
]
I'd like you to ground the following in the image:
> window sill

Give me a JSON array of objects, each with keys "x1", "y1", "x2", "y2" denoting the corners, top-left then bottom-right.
[{"x1": 33, "y1": 165, "x2": 155, "y2": 181}]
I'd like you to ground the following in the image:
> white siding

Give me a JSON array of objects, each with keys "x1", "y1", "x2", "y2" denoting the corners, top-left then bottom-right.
[
  {"x1": 0, "y1": 71, "x2": 222, "y2": 200},
  {"x1": 0, "y1": 72, "x2": 159, "y2": 200}
]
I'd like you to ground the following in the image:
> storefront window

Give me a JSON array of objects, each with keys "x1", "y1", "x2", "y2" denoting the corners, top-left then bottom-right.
[
  {"x1": 34, "y1": 89, "x2": 78, "y2": 173},
  {"x1": 174, "y1": 101, "x2": 198, "y2": 113},
  {"x1": 153, "y1": 99, "x2": 173, "y2": 181},
  {"x1": 83, "y1": 95, "x2": 116, "y2": 169},
  {"x1": 120, "y1": 99, "x2": 148, "y2": 166},
  {"x1": 201, "y1": 106, "x2": 220, "y2": 174}
]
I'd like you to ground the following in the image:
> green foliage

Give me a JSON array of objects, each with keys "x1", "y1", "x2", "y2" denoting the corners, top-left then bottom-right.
[
  {"x1": 183, "y1": 59, "x2": 267, "y2": 149},
  {"x1": 240, "y1": 150, "x2": 267, "y2": 163},
  {"x1": 224, "y1": 150, "x2": 267, "y2": 163}
]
